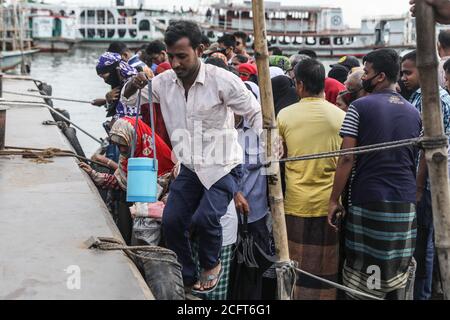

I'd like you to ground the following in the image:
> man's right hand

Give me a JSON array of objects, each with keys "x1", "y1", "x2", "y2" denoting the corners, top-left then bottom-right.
[
  {"x1": 131, "y1": 72, "x2": 150, "y2": 90},
  {"x1": 91, "y1": 98, "x2": 106, "y2": 106},
  {"x1": 410, "y1": 0, "x2": 450, "y2": 24},
  {"x1": 234, "y1": 192, "x2": 250, "y2": 215},
  {"x1": 105, "y1": 87, "x2": 121, "y2": 104}
]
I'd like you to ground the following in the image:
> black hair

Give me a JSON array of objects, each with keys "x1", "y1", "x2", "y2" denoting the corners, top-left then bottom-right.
[
  {"x1": 201, "y1": 34, "x2": 211, "y2": 48},
  {"x1": 234, "y1": 54, "x2": 249, "y2": 64},
  {"x1": 205, "y1": 57, "x2": 228, "y2": 70},
  {"x1": 295, "y1": 58, "x2": 325, "y2": 95},
  {"x1": 328, "y1": 64, "x2": 349, "y2": 84},
  {"x1": 205, "y1": 57, "x2": 238, "y2": 75},
  {"x1": 363, "y1": 48, "x2": 400, "y2": 83},
  {"x1": 298, "y1": 49, "x2": 317, "y2": 59},
  {"x1": 269, "y1": 46, "x2": 283, "y2": 56},
  {"x1": 164, "y1": 20, "x2": 202, "y2": 49},
  {"x1": 146, "y1": 40, "x2": 166, "y2": 55},
  {"x1": 218, "y1": 33, "x2": 236, "y2": 48},
  {"x1": 107, "y1": 41, "x2": 128, "y2": 54},
  {"x1": 401, "y1": 50, "x2": 417, "y2": 64},
  {"x1": 233, "y1": 31, "x2": 248, "y2": 42},
  {"x1": 444, "y1": 58, "x2": 450, "y2": 73},
  {"x1": 439, "y1": 30, "x2": 450, "y2": 50}
]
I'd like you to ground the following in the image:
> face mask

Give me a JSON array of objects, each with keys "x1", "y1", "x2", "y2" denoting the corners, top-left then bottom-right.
[{"x1": 362, "y1": 73, "x2": 381, "y2": 93}]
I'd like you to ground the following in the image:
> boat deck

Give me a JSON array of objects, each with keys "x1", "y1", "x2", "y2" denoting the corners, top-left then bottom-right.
[{"x1": 0, "y1": 79, "x2": 153, "y2": 299}]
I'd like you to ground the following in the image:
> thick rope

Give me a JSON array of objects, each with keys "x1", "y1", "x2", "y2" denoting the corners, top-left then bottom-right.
[
  {"x1": 1, "y1": 146, "x2": 109, "y2": 168},
  {"x1": 89, "y1": 237, "x2": 181, "y2": 265},
  {"x1": 293, "y1": 266, "x2": 384, "y2": 300}
]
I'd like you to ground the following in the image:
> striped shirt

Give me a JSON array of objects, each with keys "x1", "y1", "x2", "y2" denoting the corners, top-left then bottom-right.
[{"x1": 340, "y1": 90, "x2": 422, "y2": 205}]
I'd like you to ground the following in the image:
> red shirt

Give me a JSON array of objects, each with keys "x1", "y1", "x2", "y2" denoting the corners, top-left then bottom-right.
[{"x1": 325, "y1": 77, "x2": 346, "y2": 105}]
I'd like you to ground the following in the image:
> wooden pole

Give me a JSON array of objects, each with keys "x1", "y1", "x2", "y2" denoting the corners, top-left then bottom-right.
[
  {"x1": 251, "y1": 0, "x2": 290, "y2": 263},
  {"x1": 416, "y1": 0, "x2": 450, "y2": 300}
]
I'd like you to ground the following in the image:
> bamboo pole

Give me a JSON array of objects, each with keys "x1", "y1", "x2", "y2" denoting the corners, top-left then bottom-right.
[
  {"x1": 251, "y1": 0, "x2": 290, "y2": 263},
  {"x1": 416, "y1": 0, "x2": 450, "y2": 300}
]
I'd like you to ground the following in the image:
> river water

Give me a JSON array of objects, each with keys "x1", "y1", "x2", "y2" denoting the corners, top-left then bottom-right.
[{"x1": 28, "y1": 49, "x2": 336, "y2": 157}]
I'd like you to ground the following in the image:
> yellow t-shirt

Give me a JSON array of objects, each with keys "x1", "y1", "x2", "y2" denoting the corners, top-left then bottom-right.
[{"x1": 277, "y1": 97, "x2": 345, "y2": 218}]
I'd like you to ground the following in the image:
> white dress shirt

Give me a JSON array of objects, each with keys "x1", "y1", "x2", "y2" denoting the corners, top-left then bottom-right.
[{"x1": 121, "y1": 61, "x2": 262, "y2": 189}]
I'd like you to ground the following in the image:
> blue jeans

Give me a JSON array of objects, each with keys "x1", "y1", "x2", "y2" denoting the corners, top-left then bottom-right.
[
  {"x1": 413, "y1": 189, "x2": 434, "y2": 300},
  {"x1": 162, "y1": 165, "x2": 241, "y2": 286}
]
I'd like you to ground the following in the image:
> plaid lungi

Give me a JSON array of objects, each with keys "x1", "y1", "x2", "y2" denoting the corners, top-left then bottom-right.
[
  {"x1": 191, "y1": 241, "x2": 234, "y2": 300},
  {"x1": 286, "y1": 215, "x2": 339, "y2": 300}
]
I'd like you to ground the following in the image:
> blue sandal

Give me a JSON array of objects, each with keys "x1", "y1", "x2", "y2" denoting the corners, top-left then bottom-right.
[{"x1": 192, "y1": 263, "x2": 224, "y2": 294}]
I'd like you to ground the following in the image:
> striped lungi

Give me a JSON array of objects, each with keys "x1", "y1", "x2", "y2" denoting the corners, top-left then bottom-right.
[
  {"x1": 286, "y1": 215, "x2": 339, "y2": 300},
  {"x1": 343, "y1": 202, "x2": 417, "y2": 300},
  {"x1": 191, "y1": 241, "x2": 234, "y2": 300}
]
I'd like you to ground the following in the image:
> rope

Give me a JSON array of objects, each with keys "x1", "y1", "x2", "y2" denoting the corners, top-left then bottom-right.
[
  {"x1": 274, "y1": 138, "x2": 421, "y2": 164},
  {"x1": 1, "y1": 146, "x2": 110, "y2": 168},
  {"x1": 88, "y1": 237, "x2": 182, "y2": 265},
  {"x1": 2, "y1": 89, "x2": 93, "y2": 104},
  {"x1": 293, "y1": 266, "x2": 384, "y2": 300}
]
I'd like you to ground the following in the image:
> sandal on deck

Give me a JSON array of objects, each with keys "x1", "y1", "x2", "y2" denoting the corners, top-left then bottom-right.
[{"x1": 191, "y1": 264, "x2": 224, "y2": 294}]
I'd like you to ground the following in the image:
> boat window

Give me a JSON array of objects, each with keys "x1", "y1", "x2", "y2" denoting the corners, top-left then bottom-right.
[
  {"x1": 118, "y1": 18, "x2": 126, "y2": 25},
  {"x1": 306, "y1": 37, "x2": 316, "y2": 45},
  {"x1": 97, "y1": 29, "x2": 105, "y2": 38},
  {"x1": 107, "y1": 29, "x2": 115, "y2": 38},
  {"x1": 79, "y1": 29, "x2": 86, "y2": 38},
  {"x1": 97, "y1": 10, "x2": 105, "y2": 24},
  {"x1": 87, "y1": 29, "x2": 95, "y2": 38},
  {"x1": 87, "y1": 10, "x2": 95, "y2": 24},
  {"x1": 139, "y1": 20, "x2": 150, "y2": 31},
  {"x1": 319, "y1": 37, "x2": 330, "y2": 45},
  {"x1": 293, "y1": 36, "x2": 303, "y2": 44},
  {"x1": 118, "y1": 29, "x2": 127, "y2": 38},
  {"x1": 107, "y1": 11, "x2": 115, "y2": 24},
  {"x1": 345, "y1": 37, "x2": 354, "y2": 45},
  {"x1": 334, "y1": 37, "x2": 344, "y2": 45},
  {"x1": 79, "y1": 11, "x2": 86, "y2": 24},
  {"x1": 270, "y1": 36, "x2": 277, "y2": 44},
  {"x1": 132, "y1": 18, "x2": 137, "y2": 24},
  {"x1": 129, "y1": 29, "x2": 137, "y2": 38}
]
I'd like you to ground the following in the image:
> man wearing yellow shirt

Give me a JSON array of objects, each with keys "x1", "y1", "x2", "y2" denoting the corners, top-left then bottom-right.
[{"x1": 277, "y1": 58, "x2": 345, "y2": 300}]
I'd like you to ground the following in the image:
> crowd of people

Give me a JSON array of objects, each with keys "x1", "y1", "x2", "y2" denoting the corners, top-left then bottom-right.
[{"x1": 77, "y1": 14, "x2": 450, "y2": 300}]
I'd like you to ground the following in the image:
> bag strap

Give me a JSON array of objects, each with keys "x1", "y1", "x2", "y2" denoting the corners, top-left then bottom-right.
[
  {"x1": 148, "y1": 80, "x2": 156, "y2": 161},
  {"x1": 130, "y1": 89, "x2": 142, "y2": 157}
]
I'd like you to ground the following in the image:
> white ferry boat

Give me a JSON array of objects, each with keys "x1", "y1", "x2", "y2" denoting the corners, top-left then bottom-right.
[{"x1": 202, "y1": 0, "x2": 417, "y2": 57}]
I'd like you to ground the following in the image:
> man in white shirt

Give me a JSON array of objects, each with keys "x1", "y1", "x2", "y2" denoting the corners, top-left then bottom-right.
[{"x1": 122, "y1": 20, "x2": 262, "y2": 293}]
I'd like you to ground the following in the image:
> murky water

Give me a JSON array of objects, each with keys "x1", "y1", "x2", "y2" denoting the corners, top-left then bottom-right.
[{"x1": 28, "y1": 48, "x2": 336, "y2": 157}]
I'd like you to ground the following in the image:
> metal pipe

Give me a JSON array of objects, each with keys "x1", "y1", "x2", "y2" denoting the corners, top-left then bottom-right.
[
  {"x1": 0, "y1": 101, "x2": 102, "y2": 144},
  {"x1": 0, "y1": 73, "x2": 3, "y2": 98},
  {"x1": 2, "y1": 90, "x2": 93, "y2": 104}
]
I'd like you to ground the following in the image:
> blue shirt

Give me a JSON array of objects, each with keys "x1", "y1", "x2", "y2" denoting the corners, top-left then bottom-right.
[
  {"x1": 340, "y1": 90, "x2": 422, "y2": 205},
  {"x1": 409, "y1": 87, "x2": 450, "y2": 190},
  {"x1": 409, "y1": 87, "x2": 450, "y2": 137},
  {"x1": 237, "y1": 120, "x2": 269, "y2": 223}
]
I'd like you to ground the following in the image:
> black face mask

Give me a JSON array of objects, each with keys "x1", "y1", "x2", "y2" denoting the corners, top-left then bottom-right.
[
  {"x1": 362, "y1": 73, "x2": 381, "y2": 93},
  {"x1": 105, "y1": 69, "x2": 121, "y2": 88}
]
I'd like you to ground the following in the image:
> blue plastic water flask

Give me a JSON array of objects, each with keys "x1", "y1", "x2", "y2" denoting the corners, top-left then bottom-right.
[
  {"x1": 126, "y1": 81, "x2": 159, "y2": 203},
  {"x1": 127, "y1": 157, "x2": 158, "y2": 203}
]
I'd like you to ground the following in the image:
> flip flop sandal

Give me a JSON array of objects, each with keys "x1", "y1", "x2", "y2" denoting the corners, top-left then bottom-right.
[{"x1": 191, "y1": 264, "x2": 224, "y2": 295}]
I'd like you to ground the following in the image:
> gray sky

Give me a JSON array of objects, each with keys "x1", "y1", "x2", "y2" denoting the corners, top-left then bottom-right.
[{"x1": 46, "y1": 0, "x2": 412, "y2": 28}]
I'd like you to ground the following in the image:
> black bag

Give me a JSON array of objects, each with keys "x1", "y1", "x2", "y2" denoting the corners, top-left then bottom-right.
[{"x1": 229, "y1": 213, "x2": 277, "y2": 300}]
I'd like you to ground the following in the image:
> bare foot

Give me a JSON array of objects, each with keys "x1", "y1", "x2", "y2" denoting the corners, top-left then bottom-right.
[{"x1": 199, "y1": 262, "x2": 222, "y2": 291}]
